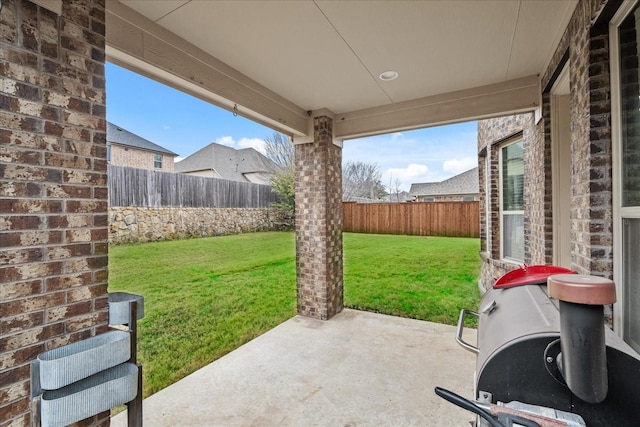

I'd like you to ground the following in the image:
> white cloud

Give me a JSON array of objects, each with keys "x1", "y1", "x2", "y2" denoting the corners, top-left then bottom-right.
[
  {"x1": 174, "y1": 156, "x2": 183, "y2": 163},
  {"x1": 390, "y1": 132, "x2": 405, "y2": 142},
  {"x1": 213, "y1": 136, "x2": 267, "y2": 154},
  {"x1": 382, "y1": 163, "x2": 436, "y2": 191},
  {"x1": 237, "y1": 137, "x2": 266, "y2": 154},
  {"x1": 215, "y1": 136, "x2": 235, "y2": 147},
  {"x1": 442, "y1": 157, "x2": 477, "y2": 174},
  {"x1": 386, "y1": 163, "x2": 430, "y2": 179}
]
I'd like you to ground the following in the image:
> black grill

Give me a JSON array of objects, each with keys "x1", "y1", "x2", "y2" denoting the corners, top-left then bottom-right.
[{"x1": 460, "y1": 281, "x2": 640, "y2": 426}]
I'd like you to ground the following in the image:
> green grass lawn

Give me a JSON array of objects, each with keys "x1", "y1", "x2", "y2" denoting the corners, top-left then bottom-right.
[
  {"x1": 108, "y1": 231, "x2": 480, "y2": 397},
  {"x1": 344, "y1": 233, "x2": 481, "y2": 324}
]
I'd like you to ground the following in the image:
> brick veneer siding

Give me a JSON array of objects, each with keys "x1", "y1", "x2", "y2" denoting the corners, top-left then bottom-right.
[
  {"x1": 295, "y1": 116, "x2": 343, "y2": 320},
  {"x1": 477, "y1": 114, "x2": 535, "y2": 288},
  {"x1": 0, "y1": 1, "x2": 109, "y2": 426},
  {"x1": 533, "y1": 0, "x2": 613, "y2": 278},
  {"x1": 478, "y1": 0, "x2": 615, "y2": 290},
  {"x1": 109, "y1": 143, "x2": 175, "y2": 172}
]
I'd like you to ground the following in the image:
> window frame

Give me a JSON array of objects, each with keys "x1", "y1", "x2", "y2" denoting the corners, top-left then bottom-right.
[
  {"x1": 610, "y1": 0, "x2": 640, "y2": 348},
  {"x1": 154, "y1": 153, "x2": 163, "y2": 169},
  {"x1": 499, "y1": 136, "x2": 525, "y2": 263}
]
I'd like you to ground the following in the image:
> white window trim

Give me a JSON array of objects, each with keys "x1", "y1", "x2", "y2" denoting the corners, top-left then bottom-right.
[
  {"x1": 485, "y1": 151, "x2": 491, "y2": 254},
  {"x1": 499, "y1": 136, "x2": 524, "y2": 263},
  {"x1": 500, "y1": 211, "x2": 525, "y2": 263},
  {"x1": 610, "y1": 0, "x2": 640, "y2": 338},
  {"x1": 154, "y1": 153, "x2": 163, "y2": 169}
]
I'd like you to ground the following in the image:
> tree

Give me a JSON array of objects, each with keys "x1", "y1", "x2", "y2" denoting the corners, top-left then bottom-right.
[
  {"x1": 387, "y1": 175, "x2": 403, "y2": 202},
  {"x1": 264, "y1": 132, "x2": 294, "y2": 169},
  {"x1": 343, "y1": 160, "x2": 386, "y2": 200},
  {"x1": 270, "y1": 167, "x2": 295, "y2": 211},
  {"x1": 264, "y1": 132, "x2": 295, "y2": 212}
]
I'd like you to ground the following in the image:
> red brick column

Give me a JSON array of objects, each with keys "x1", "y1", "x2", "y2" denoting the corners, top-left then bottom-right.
[
  {"x1": 0, "y1": 1, "x2": 108, "y2": 425},
  {"x1": 294, "y1": 115, "x2": 343, "y2": 320}
]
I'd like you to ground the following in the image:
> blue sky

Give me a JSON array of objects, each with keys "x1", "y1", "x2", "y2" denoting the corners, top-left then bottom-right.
[{"x1": 106, "y1": 63, "x2": 478, "y2": 191}]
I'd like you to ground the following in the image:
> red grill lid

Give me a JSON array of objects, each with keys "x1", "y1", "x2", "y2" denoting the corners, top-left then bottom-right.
[{"x1": 493, "y1": 265, "x2": 577, "y2": 289}]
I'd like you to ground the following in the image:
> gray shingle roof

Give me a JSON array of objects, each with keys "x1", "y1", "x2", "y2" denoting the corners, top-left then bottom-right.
[
  {"x1": 344, "y1": 191, "x2": 414, "y2": 203},
  {"x1": 107, "y1": 122, "x2": 178, "y2": 156},
  {"x1": 410, "y1": 167, "x2": 479, "y2": 196},
  {"x1": 174, "y1": 143, "x2": 280, "y2": 182}
]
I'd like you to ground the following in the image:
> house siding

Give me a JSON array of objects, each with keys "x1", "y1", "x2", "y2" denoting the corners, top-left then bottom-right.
[
  {"x1": 416, "y1": 195, "x2": 479, "y2": 202},
  {"x1": 478, "y1": 114, "x2": 536, "y2": 287},
  {"x1": 109, "y1": 143, "x2": 175, "y2": 172},
  {"x1": 478, "y1": 0, "x2": 614, "y2": 290},
  {"x1": 0, "y1": 1, "x2": 109, "y2": 426}
]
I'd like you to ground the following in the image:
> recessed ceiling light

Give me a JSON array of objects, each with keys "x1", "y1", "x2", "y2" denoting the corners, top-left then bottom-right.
[{"x1": 379, "y1": 71, "x2": 399, "y2": 81}]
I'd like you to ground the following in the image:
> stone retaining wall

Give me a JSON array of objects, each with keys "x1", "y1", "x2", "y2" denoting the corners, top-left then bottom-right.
[{"x1": 109, "y1": 207, "x2": 293, "y2": 244}]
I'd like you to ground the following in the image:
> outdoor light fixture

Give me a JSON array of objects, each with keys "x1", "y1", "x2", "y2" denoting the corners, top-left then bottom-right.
[{"x1": 379, "y1": 70, "x2": 399, "y2": 81}]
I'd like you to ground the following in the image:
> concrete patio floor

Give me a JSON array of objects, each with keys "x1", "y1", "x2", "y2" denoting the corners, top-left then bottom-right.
[{"x1": 112, "y1": 309, "x2": 477, "y2": 426}]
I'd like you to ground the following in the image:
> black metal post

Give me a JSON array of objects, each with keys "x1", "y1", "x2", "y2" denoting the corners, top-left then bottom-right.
[{"x1": 127, "y1": 300, "x2": 143, "y2": 427}]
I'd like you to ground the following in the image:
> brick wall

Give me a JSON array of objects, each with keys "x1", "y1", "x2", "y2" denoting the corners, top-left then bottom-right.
[
  {"x1": 477, "y1": 0, "x2": 614, "y2": 290},
  {"x1": 538, "y1": 0, "x2": 612, "y2": 277},
  {"x1": 295, "y1": 116, "x2": 343, "y2": 320},
  {"x1": 109, "y1": 143, "x2": 175, "y2": 172},
  {"x1": 0, "y1": 1, "x2": 109, "y2": 425},
  {"x1": 477, "y1": 114, "x2": 535, "y2": 288},
  {"x1": 566, "y1": 0, "x2": 612, "y2": 276}
]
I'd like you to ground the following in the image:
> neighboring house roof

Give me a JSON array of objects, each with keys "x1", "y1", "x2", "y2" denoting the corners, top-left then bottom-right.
[
  {"x1": 344, "y1": 191, "x2": 413, "y2": 203},
  {"x1": 343, "y1": 195, "x2": 381, "y2": 203},
  {"x1": 174, "y1": 143, "x2": 280, "y2": 183},
  {"x1": 379, "y1": 191, "x2": 414, "y2": 203},
  {"x1": 410, "y1": 167, "x2": 479, "y2": 197},
  {"x1": 107, "y1": 122, "x2": 178, "y2": 156}
]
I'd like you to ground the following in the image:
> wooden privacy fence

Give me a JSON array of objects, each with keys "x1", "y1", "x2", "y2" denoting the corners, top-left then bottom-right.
[
  {"x1": 343, "y1": 201, "x2": 480, "y2": 237},
  {"x1": 108, "y1": 165, "x2": 278, "y2": 208}
]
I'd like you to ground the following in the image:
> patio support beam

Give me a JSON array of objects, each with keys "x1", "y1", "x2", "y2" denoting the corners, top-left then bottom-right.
[
  {"x1": 334, "y1": 75, "x2": 541, "y2": 139},
  {"x1": 294, "y1": 113, "x2": 344, "y2": 320},
  {"x1": 104, "y1": 1, "x2": 309, "y2": 137}
]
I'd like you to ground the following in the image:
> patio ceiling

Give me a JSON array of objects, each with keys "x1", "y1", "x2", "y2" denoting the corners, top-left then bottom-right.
[{"x1": 105, "y1": 0, "x2": 577, "y2": 139}]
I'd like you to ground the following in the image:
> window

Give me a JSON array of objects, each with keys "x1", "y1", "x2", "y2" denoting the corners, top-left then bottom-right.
[
  {"x1": 462, "y1": 196, "x2": 475, "y2": 202},
  {"x1": 619, "y1": 8, "x2": 640, "y2": 208},
  {"x1": 623, "y1": 219, "x2": 640, "y2": 352},
  {"x1": 422, "y1": 197, "x2": 434, "y2": 202},
  {"x1": 500, "y1": 138, "x2": 524, "y2": 262},
  {"x1": 106, "y1": 144, "x2": 111, "y2": 162},
  {"x1": 154, "y1": 153, "x2": 163, "y2": 169},
  {"x1": 613, "y1": 3, "x2": 640, "y2": 352}
]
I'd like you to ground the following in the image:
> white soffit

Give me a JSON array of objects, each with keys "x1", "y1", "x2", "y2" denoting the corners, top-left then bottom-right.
[
  {"x1": 316, "y1": 1, "x2": 520, "y2": 104},
  {"x1": 114, "y1": 0, "x2": 577, "y2": 136},
  {"x1": 507, "y1": 0, "x2": 577, "y2": 80},
  {"x1": 141, "y1": 1, "x2": 389, "y2": 113}
]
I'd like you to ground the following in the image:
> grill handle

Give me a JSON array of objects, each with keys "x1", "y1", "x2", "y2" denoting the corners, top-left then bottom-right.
[
  {"x1": 434, "y1": 387, "x2": 507, "y2": 427},
  {"x1": 456, "y1": 309, "x2": 479, "y2": 354}
]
